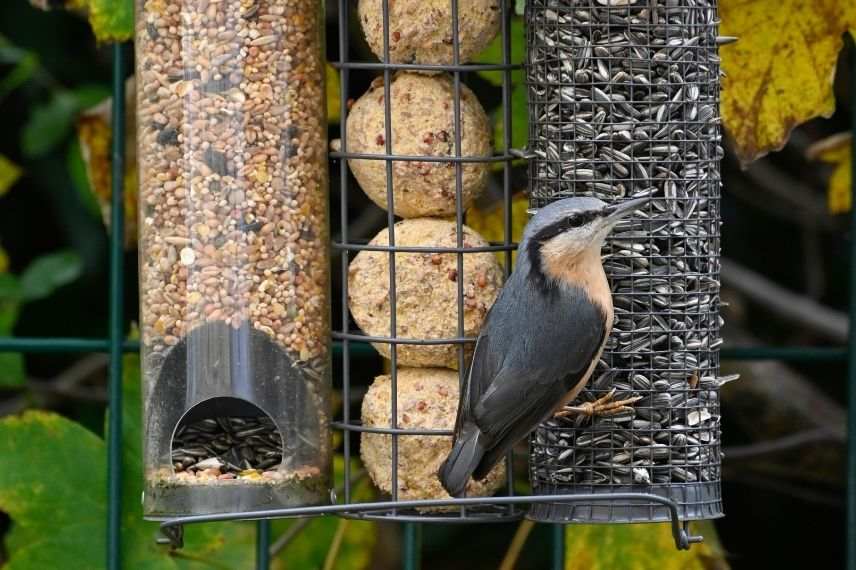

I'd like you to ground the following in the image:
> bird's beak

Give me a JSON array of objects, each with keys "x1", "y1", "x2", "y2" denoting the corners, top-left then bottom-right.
[{"x1": 603, "y1": 197, "x2": 651, "y2": 224}]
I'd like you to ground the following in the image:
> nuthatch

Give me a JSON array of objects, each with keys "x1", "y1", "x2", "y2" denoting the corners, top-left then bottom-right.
[{"x1": 439, "y1": 196, "x2": 650, "y2": 497}]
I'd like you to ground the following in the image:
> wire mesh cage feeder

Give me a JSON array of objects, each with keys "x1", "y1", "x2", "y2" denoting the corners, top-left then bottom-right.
[
  {"x1": 135, "y1": 0, "x2": 333, "y2": 517},
  {"x1": 525, "y1": 0, "x2": 725, "y2": 524},
  {"x1": 151, "y1": 0, "x2": 725, "y2": 551},
  {"x1": 332, "y1": 0, "x2": 523, "y2": 523}
]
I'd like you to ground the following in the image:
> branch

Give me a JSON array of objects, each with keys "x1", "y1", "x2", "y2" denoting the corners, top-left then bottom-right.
[
  {"x1": 322, "y1": 519, "x2": 349, "y2": 570},
  {"x1": 724, "y1": 427, "x2": 841, "y2": 460},
  {"x1": 498, "y1": 520, "x2": 535, "y2": 570},
  {"x1": 722, "y1": 258, "x2": 848, "y2": 343},
  {"x1": 721, "y1": 326, "x2": 845, "y2": 488},
  {"x1": 734, "y1": 157, "x2": 838, "y2": 232},
  {"x1": 0, "y1": 354, "x2": 108, "y2": 416}
]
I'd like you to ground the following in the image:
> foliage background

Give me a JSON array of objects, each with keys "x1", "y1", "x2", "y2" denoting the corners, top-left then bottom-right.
[{"x1": 0, "y1": 0, "x2": 853, "y2": 568}]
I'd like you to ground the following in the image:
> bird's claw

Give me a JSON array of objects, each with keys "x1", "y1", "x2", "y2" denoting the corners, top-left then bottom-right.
[{"x1": 556, "y1": 388, "x2": 642, "y2": 418}]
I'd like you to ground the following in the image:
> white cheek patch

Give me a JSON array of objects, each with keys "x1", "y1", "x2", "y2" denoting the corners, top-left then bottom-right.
[{"x1": 540, "y1": 228, "x2": 590, "y2": 264}]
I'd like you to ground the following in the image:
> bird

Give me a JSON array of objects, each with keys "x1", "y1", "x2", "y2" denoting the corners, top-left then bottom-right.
[{"x1": 439, "y1": 196, "x2": 650, "y2": 498}]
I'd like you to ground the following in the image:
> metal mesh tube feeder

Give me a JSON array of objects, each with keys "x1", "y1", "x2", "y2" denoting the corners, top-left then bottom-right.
[
  {"x1": 525, "y1": 0, "x2": 726, "y2": 523},
  {"x1": 331, "y1": 0, "x2": 524, "y2": 522}
]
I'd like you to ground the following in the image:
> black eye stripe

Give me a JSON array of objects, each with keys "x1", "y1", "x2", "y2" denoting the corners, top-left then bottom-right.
[
  {"x1": 568, "y1": 210, "x2": 599, "y2": 227},
  {"x1": 532, "y1": 209, "x2": 602, "y2": 242}
]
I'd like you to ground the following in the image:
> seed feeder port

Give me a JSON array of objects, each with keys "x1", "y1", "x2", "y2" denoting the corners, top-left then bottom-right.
[{"x1": 143, "y1": 322, "x2": 330, "y2": 518}]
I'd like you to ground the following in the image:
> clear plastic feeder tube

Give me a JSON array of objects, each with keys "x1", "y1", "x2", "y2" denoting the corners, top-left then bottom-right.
[{"x1": 135, "y1": 0, "x2": 331, "y2": 518}]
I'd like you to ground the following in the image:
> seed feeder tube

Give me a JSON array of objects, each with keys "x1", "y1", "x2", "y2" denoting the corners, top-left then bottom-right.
[
  {"x1": 135, "y1": 0, "x2": 332, "y2": 518},
  {"x1": 526, "y1": 0, "x2": 725, "y2": 524}
]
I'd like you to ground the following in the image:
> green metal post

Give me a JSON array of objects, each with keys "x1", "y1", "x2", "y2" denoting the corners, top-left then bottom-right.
[
  {"x1": 256, "y1": 520, "x2": 271, "y2": 570},
  {"x1": 551, "y1": 524, "x2": 565, "y2": 570},
  {"x1": 402, "y1": 523, "x2": 422, "y2": 570},
  {"x1": 847, "y1": 37, "x2": 856, "y2": 570},
  {"x1": 107, "y1": 43, "x2": 126, "y2": 570}
]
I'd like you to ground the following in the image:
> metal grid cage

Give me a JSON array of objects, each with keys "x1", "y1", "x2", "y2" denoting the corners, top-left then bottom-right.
[
  {"x1": 525, "y1": 0, "x2": 725, "y2": 523},
  {"x1": 330, "y1": 0, "x2": 523, "y2": 522}
]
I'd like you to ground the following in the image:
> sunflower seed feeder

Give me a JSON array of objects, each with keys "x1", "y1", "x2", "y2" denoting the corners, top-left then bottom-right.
[
  {"x1": 135, "y1": 0, "x2": 332, "y2": 518},
  {"x1": 526, "y1": 0, "x2": 726, "y2": 527}
]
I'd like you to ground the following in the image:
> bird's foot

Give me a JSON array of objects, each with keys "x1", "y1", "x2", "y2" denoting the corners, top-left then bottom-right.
[{"x1": 555, "y1": 389, "x2": 642, "y2": 418}]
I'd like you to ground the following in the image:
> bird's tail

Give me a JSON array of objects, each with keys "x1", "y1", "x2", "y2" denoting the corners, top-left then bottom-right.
[{"x1": 439, "y1": 422, "x2": 486, "y2": 498}]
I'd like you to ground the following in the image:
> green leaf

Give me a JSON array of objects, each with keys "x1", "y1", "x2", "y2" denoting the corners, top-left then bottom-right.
[
  {"x1": 0, "y1": 154, "x2": 22, "y2": 196},
  {"x1": 565, "y1": 521, "x2": 729, "y2": 570},
  {"x1": 0, "y1": 412, "x2": 107, "y2": 567},
  {"x1": 0, "y1": 296, "x2": 24, "y2": 388},
  {"x1": 475, "y1": 17, "x2": 525, "y2": 87},
  {"x1": 0, "y1": 52, "x2": 39, "y2": 103},
  {"x1": 22, "y1": 87, "x2": 109, "y2": 159},
  {"x1": 21, "y1": 92, "x2": 78, "y2": 158},
  {"x1": 493, "y1": 83, "x2": 528, "y2": 152},
  {"x1": 81, "y1": 0, "x2": 135, "y2": 43},
  {"x1": 0, "y1": 273, "x2": 22, "y2": 301},
  {"x1": 72, "y1": 84, "x2": 112, "y2": 109},
  {"x1": 19, "y1": 250, "x2": 83, "y2": 302},
  {"x1": 67, "y1": 139, "x2": 102, "y2": 219}
]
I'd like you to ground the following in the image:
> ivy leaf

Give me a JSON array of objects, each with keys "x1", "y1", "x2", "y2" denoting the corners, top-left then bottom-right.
[
  {"x1": 0, "y1": 411, "x2": 108, "y2": 568},
  {"x1": 720, "y1": 0, "x2": 856, "y2": 164},
  {"x1": 564, "y1": 521, "x2": 728, "y2": 570},
  {"x1": 0, "y1": 154, "x2": 22, "y2": 196},
  {"x1": 807, "y1": 132, "x2": 853, "y2": 215},
  {"x1": 80, "y1": 0, "x2": 135, "y2": 43},
  {"x1": 19, "y1": 250, "x2": 83, "y2": 302}
]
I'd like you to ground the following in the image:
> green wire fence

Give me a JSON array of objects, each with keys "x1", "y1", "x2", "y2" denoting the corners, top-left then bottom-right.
[{"x1": 0, "y1": 42, "x2": 853, "y2": 570}]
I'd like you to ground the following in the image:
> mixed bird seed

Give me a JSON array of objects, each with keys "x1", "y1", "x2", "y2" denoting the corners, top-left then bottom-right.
[
  {"x1": 171, "y1": 416, "x2": 286, "y2": 481},
  {"x1": 136, "y1": 0, "x2": 329, "y2": 364},
  {"x1": 136, "y1": 0, "x2": 329, "y2": 484},
  {"x1": 526, "y1": 0, "x2": 726, "y2": 511}
]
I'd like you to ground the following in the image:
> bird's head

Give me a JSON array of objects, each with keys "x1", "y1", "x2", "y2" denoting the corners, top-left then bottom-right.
[{"x1": 524, "y1": 196, "x2": 651, "y2": 278}]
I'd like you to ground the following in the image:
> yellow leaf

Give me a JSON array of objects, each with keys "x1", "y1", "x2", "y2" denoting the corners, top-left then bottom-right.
[
  {"x1": 566, "y1": 521, "x2": 729, "y2": 570},
  {"x1": 327, "y1": 63, "x2": 342, "y2": 124},
  {"x1": 0, "y1": 246, "x2": 9, "y2": 274},
  {"x1": 75, "y1": 77, "x2": 138, "y2": 248},
  {"x1": 0, "y1": 155, "x2": 21, "y2": 197},
  {"x1": 466, "y1": 193, "x2": 528, "y2": 267},
  {"x1": 807, "y1": 132, "x2": 853, "y2": 214},
  {"x1": 720, "y1": 0, "x2": 856, "y2": 164}
]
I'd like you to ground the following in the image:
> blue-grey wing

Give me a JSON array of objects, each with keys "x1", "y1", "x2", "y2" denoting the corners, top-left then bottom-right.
[{"x1": 459, "y1": 276, "x2": 608, "y2": 474}]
